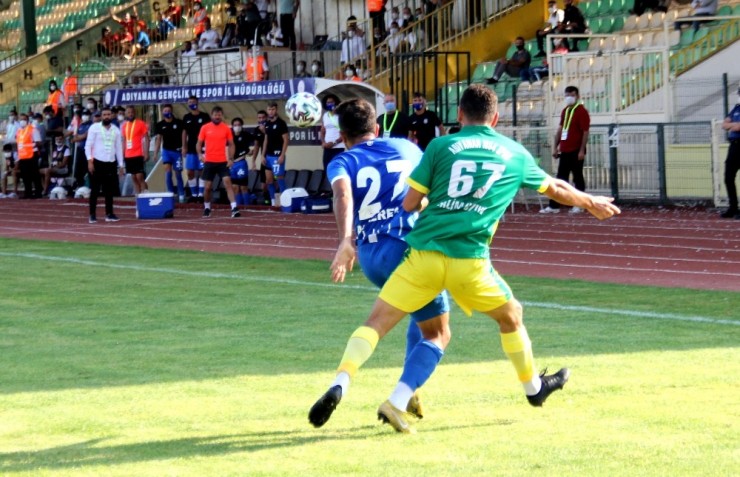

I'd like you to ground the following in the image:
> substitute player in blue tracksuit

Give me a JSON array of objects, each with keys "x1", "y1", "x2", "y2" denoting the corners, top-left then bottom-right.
[{"x1": 309, "y1": 98, "x2": 450, "y2": 430}]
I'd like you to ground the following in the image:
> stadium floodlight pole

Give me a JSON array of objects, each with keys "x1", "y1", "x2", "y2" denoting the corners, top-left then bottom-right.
[{"x1": 20, "y1": 0, "x2": 37, "y2": 56}]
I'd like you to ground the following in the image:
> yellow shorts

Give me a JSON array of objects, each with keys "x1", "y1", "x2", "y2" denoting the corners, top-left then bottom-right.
[{"x1": 379, "y1": 248, "x2": 512, "y2": 317}]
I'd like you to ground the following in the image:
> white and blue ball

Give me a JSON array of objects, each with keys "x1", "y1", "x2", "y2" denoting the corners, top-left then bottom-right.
[{"x1": 285, "y1": 92, "x2": 322, "y2": 128}]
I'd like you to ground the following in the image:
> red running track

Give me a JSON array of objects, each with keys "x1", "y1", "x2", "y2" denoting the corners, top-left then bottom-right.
[{"x1": 0, "y1": 199, "x2": 738, "y2": 292}]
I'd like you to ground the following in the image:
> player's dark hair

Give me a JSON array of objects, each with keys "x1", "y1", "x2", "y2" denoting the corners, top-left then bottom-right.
[
  {"x1": 188, "y1": 95, "x2": 199, "y2": 101},
  {"x1": 459, "y1": 84, "x2": 498, "y2": 123},
  {"x1": 162, "y1": 103, "x2": 173, "y2": 110},
  {"x1": 335, "y1": 98, "x2": 376, "y2": 140},
  {"x1": 211, "y1": 106, "x2": 224, "y2": 114},
  {"x1": 3, "y1": 143, "x2": 12, "y2": 151},
  {"x1": 257, "y1": 110, "x2": 267, "y2": 115},
  {"x1": 565, "y1": 85, "x2": 580, "y2": 95},
  {"x1": 232, "y1": 117, "x2": 243, "y2": 125},
  {"x1": 268, "y1": 102, "x2": 278, "y2": 108},
  {"x1": 322, "y1": 94, "x2": 340, "y2": 108},
  {"x1": 413, "y1": 91, "x2": 425, "y2": 100}
]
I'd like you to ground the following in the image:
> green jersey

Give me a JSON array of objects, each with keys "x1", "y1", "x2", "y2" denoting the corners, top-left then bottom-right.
[{"x1": 406, "y1": 125, "x2": 550, "y2": 259}]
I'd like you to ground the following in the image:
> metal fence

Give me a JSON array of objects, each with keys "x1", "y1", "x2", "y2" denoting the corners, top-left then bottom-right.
[{"x1": 498, "y1": 121, "x2": 726, "y2": 205}]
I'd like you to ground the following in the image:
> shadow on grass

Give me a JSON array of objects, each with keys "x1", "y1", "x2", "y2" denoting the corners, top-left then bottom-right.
[{"x1": 0, "y1": 421, "x2": 504, "y2": 472}]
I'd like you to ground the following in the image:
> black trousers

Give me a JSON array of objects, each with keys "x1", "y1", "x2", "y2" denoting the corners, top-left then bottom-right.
[
  {"x1": 280, "y1": 13, "x2": 296, "y2": 50},
  {"x1": 549, "y1": 150, "x2": 586, "y2": 209},
  {"x1": 18, "y1": 156, "x2": 42, "y2": 198},
  {"x1": 72, "y1": 147, "x2": 88, "y2": 188},
  {"x1": 89, "y1": 159, "x2": 119, "y2": 217},
  {"x1": 724, "y1": 140, "x2": 740, "y2": 211},
  {"x1": 322, "y1": 148, "x2": 344, "y2": 174}
]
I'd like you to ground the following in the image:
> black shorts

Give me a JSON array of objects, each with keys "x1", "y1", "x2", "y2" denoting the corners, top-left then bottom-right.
[
  {"x1": 201, "y1": 162, "x2": 230, "y2": 181},
  {"x1": 38, "y1": 157, "x2": 49, "y2": 169},
  {"x1": 125, "y1": 156, "x2": 146, "y2": 175}
]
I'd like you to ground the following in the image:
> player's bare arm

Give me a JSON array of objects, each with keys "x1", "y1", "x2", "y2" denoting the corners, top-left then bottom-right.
[
  {"x1": 330, "y1": 178, "x2": 355, "y2": 283},
  {"x1": 402, "y1": 188, "x2": 428, "y2": 213},
  {"x1": 544, "y1": 178, "x2": 621, "y2": 220}
]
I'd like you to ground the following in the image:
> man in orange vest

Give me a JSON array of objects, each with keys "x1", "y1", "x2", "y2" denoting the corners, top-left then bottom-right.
[
  {"x1": 61, "y1": 66, "x2": 79, "y2": 109},
  {"x1": 46, "y1": 80, "x2": 66, "y2": 119},
  {"x1": 240, "y1": 47, "x2": 269, "y2": 82},
  {"x1": 121, "y1": 106, "x2": 150, "y2": 195},
  {"x1": 14, "y1": 113, "x2": 43, "y2": 198}
]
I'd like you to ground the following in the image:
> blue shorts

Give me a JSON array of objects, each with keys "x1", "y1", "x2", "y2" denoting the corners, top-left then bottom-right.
[
  {"x1": 266, "y1": 155, "x2": 285, "y2": 177},
  {"x1": 358, "y1": 236, "x2": 449, "y2": 323},
  {"x1": 185, "y1": 153, "x2": 203, "y2": 171},
  {"x1": 230, "y1": 160, "x2": 249, "y2": 184},
  {"x1": 161, "y1": 149, "x2": 182, "y2": 171}
]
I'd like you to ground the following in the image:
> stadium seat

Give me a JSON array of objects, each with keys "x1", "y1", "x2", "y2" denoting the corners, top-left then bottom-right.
[
  {"x1": 294, "y1": 169, "x2": 311, "y2": 190},
  {"x1": 318, "y1": 174, "x2": 333, "y2": 196},
  {"x1": 307, "y1": 170, "x2": 324, "y2": 195},
  {"x1": 247, "y1": 170, "x2": 263, "y2": 194},
  {"x1": 471, "y1": 62, "x2": 496, "y2": 83},
  {"x1": 283, "y1": 169, "x2": 297, "y2": 189}
]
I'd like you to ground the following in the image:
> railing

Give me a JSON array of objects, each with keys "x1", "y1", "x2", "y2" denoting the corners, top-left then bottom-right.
[{"x1": 0, "y1": 48, "x2": 24, "y2": 73}]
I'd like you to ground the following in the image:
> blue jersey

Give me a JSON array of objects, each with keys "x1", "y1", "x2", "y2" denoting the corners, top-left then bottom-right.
[
  {"x1": 327, "y1": 138, "x2": 422, "y2": 246},
  {"x1": 728, "y1": 104, "x2": 740, "y2": 140}
]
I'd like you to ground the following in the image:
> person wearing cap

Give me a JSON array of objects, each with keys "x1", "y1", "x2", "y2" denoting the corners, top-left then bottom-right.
[{"x1": 720, "y1": 85, "x2": 740, "y2": 219}]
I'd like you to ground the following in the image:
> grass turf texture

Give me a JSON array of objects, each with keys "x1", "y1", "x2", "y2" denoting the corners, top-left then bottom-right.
[{"x1": 0, "y1": 238, "x2": 738, "y2": 477}]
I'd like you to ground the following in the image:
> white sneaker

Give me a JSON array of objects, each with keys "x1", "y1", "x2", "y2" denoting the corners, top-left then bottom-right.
[
  {"x1": 0, "y1": 193, "x2": 6, "y2": 199},
  {"x1": 7, "y1": 192, "x2": 17, "y2": 199},
  {"x1": 569, "y1": 206, "x2": 584, "y2": 214},
  {"x1": 539, "y1": 206, "x2": 560, "y2": 214}
]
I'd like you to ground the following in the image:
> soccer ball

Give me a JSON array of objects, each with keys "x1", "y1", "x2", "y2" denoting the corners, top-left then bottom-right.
[{"x1": 285, "y1": 92, "x2": 322, "y2": 128}]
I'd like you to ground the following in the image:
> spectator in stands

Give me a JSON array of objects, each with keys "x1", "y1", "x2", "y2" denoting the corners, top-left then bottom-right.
[
  {"x1": 237, "y1": 2, "x2": 262, "y2": 46},
  {"x1": 198, "y1": 18, "x2": 222, "y2": 50},
  {"x1": 164, "y1": 0, "x2": 183, "y2": 29},
  {"x1": 401, "y1": 6, "x2": 414, "y2": 28},
  {"x1": 558, "y1": 0, "x2": 587, "y2": 51},
  {"x1": 368, "y1": 0, "x2": 387, "y2": 36},
  {"x1": 153, "y1": 104, "x2": 186, "y2": 202},
  {"x1": 343, "y1": 64, "x2": 362, "y2": 82},
  {"x1": 536, "y1": 0, "x2": 564, "y2": 57},
  {"x1": 181, "y1": 40, "x2": 196, "y2": 57},
  {"x1": 377, "y1": 93, "x2": 410, "y2": 139},
  {"x1": 191, "y1": 1, "x2": 208, "y2": 40},
  {"x1": 310, "y1": 59, "x2": 324, "y2": 77},
  {"x1": 423, "y1": 0, "x2": 441, "y2": 46},
  {"x1": 675, "y1": 0, "x2": 718, "y2": 33},
  {"x1": 126, "y1": 24, "x2": 151, "y2": 59},
  {"x1": 232, "y1": 46, "x2": 269, "y2": 81},
  {"x1": 340, "y1": 23, "x2": 365, "y2": 66},
  {"x1": 278, "y1": 0, "x2": 300, "y2": 51},
  {"x1": 630, "y1": 0, "x2": 668, "y2": 16},
  {"x1": 523, "y1": 39, "x2": 568, "y2": 82},
  {"x1": 541, "y1": 85, "x2": 590, "y2": 214},
  {"x1": 266, "y1": 19, "x2": 284, "y2": 46},
  {"x1": 487, "y1": 36, "x2": 531, "y2": 85},
  {"x1": 111, "y1": 6, "x2": 138, "y2": 55},
  {"x1": 97, "y1": 27, "x2": 114, "y2": 57},
  {"x1": 44, "y1": 106, "x2": 64, "y2": 145},
  {"x1": 62, "y1": 66, "x2": 79, "y2": 109},
  {"x1": 85, "y1": 98, "x2": 98, "y2": 116},
  {"x1": 408, "y1": 91, "x2": 445, "y2": 151},
  {"x1": 230, "y1": 116, "x2": 255, "y2": 206},
  {"x1": 386, "y1": 21, "x2": 405, "y2": 53},
  {"x1": 221, "y1": 0, "x2": 238, "y2": 46},
  {"x1": 387, "y1": 6, "x2": 401, "y2": 31},
  {"x1": 319, "y1": 94, "x2": 344, "y2": 172},
  {"x1": 372, "y1": 25, "x2": 386, "y2": 48},
  {"x1": 33, "y1": 113, "x2": 47, "y2": 161},
  {"x1": 295, "y1": 60, "x2": 310, "y2": 78},
  {"x1": 43, "y1": 136, "x2": 71, "y2": 196},
  {"x1": 46, "y1": 80, "x2": 66, "y2": 119},
  {"x1": 1, "y1": 143, "x2": 18, "y2": 199},
  {"x1": 719, "y1": 85, "x2": 740, "y2": 218},
  {"x1": 15, "y1": 112, "x2": 43, "y2": 199}
]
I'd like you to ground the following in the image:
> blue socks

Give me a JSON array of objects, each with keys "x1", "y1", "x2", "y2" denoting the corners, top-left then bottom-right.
[
  {"x1": 268, "y1": 183, "x2": 276, "y2": 200},
  {"x1": 405, "y1": 321, "x2": 422, "y2": 362},
  {"x1": 399, "y1": 340, "x2": 444, "y2": 390}
]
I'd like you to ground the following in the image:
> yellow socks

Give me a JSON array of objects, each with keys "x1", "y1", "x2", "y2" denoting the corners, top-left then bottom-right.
[
  {"x1": 501, "y1": 327, "x2": 541, "y2": 395},
  {"x1": 337, "y1": 326, "x2": 380, "y2": 378}
]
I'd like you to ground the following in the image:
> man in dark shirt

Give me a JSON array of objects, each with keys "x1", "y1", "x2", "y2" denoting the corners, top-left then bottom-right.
[
  {"x1": 377, "y1": 93, "x2": 411, "y2": 139},
  {"x1": 558, "y1": 0, "x2": 587, "y2": 51},
  {"x1": 251, "y1": 110, "x2": 269, "y2": 205},
  {"x1": 488, "y1": 36, "x2": 531, "y2": 84},
  {"x1": 153, "y1": 104, "x2": 186, "y2": 202},
  {"x1": 230, "y1": 116, "x2": 256, "y2": 206},
  {"x1": 262, "y1": 102, "x2": 289, "y2": 206},
  {"x1": 182, "y1": 95, "x2": 211, "y2": 202},
  {"x1": 408, "y1": 92, "x2": 445, "y2": 152}
]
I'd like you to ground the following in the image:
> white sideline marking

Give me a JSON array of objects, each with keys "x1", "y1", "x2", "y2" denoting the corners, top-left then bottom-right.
[{"x1": 1, "y1": 251, "x2": 737, "y2": 327}]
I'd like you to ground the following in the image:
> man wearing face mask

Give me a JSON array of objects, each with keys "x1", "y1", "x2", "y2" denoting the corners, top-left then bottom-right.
[
  {"x1": 408, "y1": 92, "x2": 445, "y2": 151},
  {"x1": 261, "y1": 102, "x2": 289, "y2": 206},
  {"x1": 4, "y1": 108, "x2": 19, "y2": 151},
  {"x1": 310, "y1": 60, "x2": 324, "y2": 78},
  {"x1": 295, "y1": 60, "x2": 309, "y2": 78},
  {"x1": 542, "y1": 85, "x2": 590, "y2": 214},
  {"x1": 487, "y1": 36, "x2": 531, "y2": 85},
  {"x1": 320, "y1": 94, "x2": 344, "y2": 173},
  {"x1": 85, "y1": 98, "x2": 99, "y2": 116},
  {"x1": 69, "y1": 109, "x2": 94, "y2": 190},
  {"x1": 121, "y1": 106, "x2": 150, "y2": 196},
  {"x1": 536, "y1": 0, "x2": 565, "y2": 57},
  {"x1": 557, "y1": 0, "x2": 587, "y2": 51},
  {"x1": 251, "y1": 110, "x2": 271, "y2": 205},
  {"x1": 343, "y1": 64, "x2": 362, "y2": 82},
  {"x1": 154, "y1": 104, "x2": 186, "y2": 202},
  {"x1": 340, "y1": 24, "x2": 365, "y2": 67},
  {"x1": 15, "y1": 113, "x2": 43, "y2": 199},
  {"x1": 85, "y1": 107, "x2": 124, "y2": 223},
  {"x1": 719, "y1": 85, "x2": 740, "y2": 219},
  {"x1": 377, "y1": 93, "x2": 410, "y2": 139},
  {"x1": 46, "y1": 80, "x2": 66, "y2": 120},
  {"x1": 182, "y1": 95, "x2": 210, "y2": 202},
  {"x1": 230, "y1": 117, "x2": 256, "y2": 206},
  {"x1": 43, "y1": 136, "x2": 71, "y2": 195},
  {"x1": 196, "y1": 106, "x2": 240, "y2": 218}
]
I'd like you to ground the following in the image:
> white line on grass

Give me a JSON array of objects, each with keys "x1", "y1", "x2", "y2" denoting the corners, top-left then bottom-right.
[{"x1": 1, "y1": 251, "x2": 737, "y2": 327}]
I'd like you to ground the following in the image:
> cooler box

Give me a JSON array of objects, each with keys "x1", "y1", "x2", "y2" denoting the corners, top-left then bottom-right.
[
  {"x1": 136, "y1": 192, "x2": 175, "y2": 219},
  {"x1": 301, "y1": 197, "x2": 333, "y2": 214},
  {"x1": 280, "y1": 187, "x2": 309, "y2": 213}
]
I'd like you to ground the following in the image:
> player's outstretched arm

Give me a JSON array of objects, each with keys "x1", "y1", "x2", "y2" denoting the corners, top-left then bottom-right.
[
  {"x1": 330, "y1": 178, "x2": 356, "y2": 283},
  {"x1": 402, "y1": 188, "x2": 428, "y2": 212},
  {"x1": 543, "y1": 178, "x2": 621, "y2": 220}
]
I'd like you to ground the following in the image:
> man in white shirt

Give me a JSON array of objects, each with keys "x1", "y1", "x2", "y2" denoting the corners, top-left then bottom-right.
[
  {"x1": 84, "y1": 107, "x2": 124, "y2": 224},
  {"x1": 340, "y1": 24, "x2": 365, "y2": 66},
  {"x1": 536, "y1": 0, "x2": 565, "y2": 57},
  {"x1": 181, "y1": 40, "x2": 196, "y2": 57},
  {"x1": 198, "y1": 19, "x2": 222, "y2": 50},
  {"x1": 386, "y1": 21, "x2": 405, "y2": 53}
]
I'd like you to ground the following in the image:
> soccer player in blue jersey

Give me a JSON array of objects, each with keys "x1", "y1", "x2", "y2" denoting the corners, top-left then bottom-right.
[{"x1": 308, "y1": 98, "x2": 451, "y2": 433}]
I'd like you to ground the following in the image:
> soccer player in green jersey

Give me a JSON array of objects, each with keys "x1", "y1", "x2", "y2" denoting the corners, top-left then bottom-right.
[{"x1": 309, "y1": 84, "x2": 621, "y2": 434}]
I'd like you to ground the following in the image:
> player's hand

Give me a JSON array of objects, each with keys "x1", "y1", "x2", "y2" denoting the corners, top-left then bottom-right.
[
  {"x1": 278, "y1": 154, "x2": 285, "y2": 165},
  {"x1": 578, "y1": 150, "x2": 586, "y2": 161},
  {"x1": 586, "y1": 196, "x2": 621, "y2": 221},
  {"x1": 88, "y1": 161, "x2": 94, "y2": 174},
  {"x1": 261, "y1": 156, "x2": 267, "y2": 166},
  {"x1": 330, "y1": 239, "x2": 356, "y2": 283}
]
